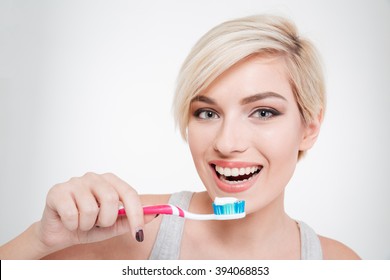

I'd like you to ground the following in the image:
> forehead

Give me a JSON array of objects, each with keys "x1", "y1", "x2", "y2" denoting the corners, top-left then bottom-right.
[{"x1": 199, "y1": 55, "x2": 293, "y2": 102}]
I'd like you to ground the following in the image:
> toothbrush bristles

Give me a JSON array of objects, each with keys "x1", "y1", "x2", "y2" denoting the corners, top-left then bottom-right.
[{"x1": 213, "y1": 200, "x2": 245, "y2": 215}]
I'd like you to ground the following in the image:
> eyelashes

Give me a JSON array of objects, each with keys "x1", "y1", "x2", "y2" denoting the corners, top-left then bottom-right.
[
  {"x1": 193, "y1": 107, "x2": 282, "y2": 121},
  {"x1": 249, "y1": 108, "x2": 281, "y2": 120},
  {"x1": 193, "y1": 108, "x2": 219, "y2": 120}
]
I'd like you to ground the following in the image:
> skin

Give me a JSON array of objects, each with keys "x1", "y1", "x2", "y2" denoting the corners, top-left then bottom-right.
[
  {"x1": 188, "y1": 55, "x2": 311, "y2": 213},
  {"x1": 0, "y1": 55, "x2": 360, "y2": 260},
  {"x1": 183, "y1": 55, "x2": 359, "y2": 259}
]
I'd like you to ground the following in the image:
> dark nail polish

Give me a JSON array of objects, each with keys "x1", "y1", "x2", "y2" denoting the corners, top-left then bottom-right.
[{"x1": 136, "y1": 229, "x2": 144, "y2": 242}]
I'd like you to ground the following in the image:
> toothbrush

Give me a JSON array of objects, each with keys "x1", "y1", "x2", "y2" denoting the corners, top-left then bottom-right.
[{"x1": 118, "y1": 197, "x2": 245, "y2": 220}]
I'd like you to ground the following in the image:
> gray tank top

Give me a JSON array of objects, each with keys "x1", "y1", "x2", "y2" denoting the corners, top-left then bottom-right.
[{"x1": 149, "y1": 191, "x2": 323, "y2": 260}]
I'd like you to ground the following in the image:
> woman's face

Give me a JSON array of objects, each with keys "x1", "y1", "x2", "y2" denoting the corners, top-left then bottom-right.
[{"x1": 188, "y1": 55, "x2": 319, "y2": 214}]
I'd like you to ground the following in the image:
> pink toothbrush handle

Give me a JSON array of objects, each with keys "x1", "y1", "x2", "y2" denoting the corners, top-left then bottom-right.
[
  {"x1": 143, "y1": 205, "x2": 176, "y2": 215},
  {"x1": 118, "y1": 204, "x2": 185, "y2": 217}
]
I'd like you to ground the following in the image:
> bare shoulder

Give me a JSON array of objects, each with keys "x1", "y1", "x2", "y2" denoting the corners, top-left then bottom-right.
[{"x1": 319, "y1": 236, "x2": 361, "y2": 260}]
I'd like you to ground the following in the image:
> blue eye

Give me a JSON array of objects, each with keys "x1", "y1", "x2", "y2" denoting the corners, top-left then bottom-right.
[
  {"x1": 251, "y1": 108, "x2": 280, "y2": 120},
  {"x1": 194, "y1": 109, "x2": 219, "y2": 120}
]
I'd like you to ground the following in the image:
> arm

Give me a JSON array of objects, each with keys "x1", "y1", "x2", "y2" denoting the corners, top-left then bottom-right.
[{"x1": 0, "y1": 222, "x2": 54, "y2": 259}]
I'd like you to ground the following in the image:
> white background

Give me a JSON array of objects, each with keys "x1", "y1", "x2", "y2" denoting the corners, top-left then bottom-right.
[{"x1": 0, "y1": 0, "x2": 389, "y2": 259}]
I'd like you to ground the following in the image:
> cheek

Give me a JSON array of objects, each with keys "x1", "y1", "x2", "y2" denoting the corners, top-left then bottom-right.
[
  {"x1": 187, "y1": 122, "x2": 213, "y2": 163},
  {"x1": 188, "y1": 122, "x2": 217, "y2": 193},
  {"x1": 262, "y1": 128, "x2": 301, "y2": 161},
  {"x1": 256, "y1": 116, "x2": 304, "y2": 160},
  {"x1": 244, "y1": 120, "x2": 304, "y2": 212},
  {"x1": 253, "y1": 119, "x2": 304, "y2": 184}
]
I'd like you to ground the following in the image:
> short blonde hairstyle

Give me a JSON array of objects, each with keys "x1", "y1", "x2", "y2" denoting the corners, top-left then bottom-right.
[{"x1": 173, "y1": 15, "x2": 325, "y2": 158}]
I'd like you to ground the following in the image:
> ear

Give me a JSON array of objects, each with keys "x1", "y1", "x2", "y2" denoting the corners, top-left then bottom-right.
[{"x1": 299, "y1": 110, "x2": 323, "y2": 152}]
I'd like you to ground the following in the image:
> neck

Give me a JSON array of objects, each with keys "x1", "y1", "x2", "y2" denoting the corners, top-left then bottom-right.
[
  {"x1": 218, "y1": 194, "x2": 289, "y2": 236},
  {"x1": 191, "y1": 191, "x2": 300, "y2": 258}
]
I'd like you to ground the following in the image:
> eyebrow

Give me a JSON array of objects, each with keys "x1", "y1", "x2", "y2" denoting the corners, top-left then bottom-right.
[
  {"x1": 240, "y1": 92, "x2": 287, "y2": 105},
  {"x1": 191, "y1": 95, "x2": 217, "y2": 105},
  {"x1": 191, "y1": 92, "x2": 287, "y2": 105}
]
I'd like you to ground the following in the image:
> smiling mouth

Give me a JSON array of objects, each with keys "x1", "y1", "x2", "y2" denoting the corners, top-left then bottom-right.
[{"x1": 211, "y1": 164, "x2": 262, "y2": 184}]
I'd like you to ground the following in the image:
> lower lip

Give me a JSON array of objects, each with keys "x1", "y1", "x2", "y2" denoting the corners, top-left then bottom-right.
[{"x1": 210, "y1": 166, "x2": 261, "y2": 193}]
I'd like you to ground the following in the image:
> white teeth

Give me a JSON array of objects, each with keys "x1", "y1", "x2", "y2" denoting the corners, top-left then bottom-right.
[{"x1": 215, "y1": 165, "x2": 260, "y2": 177}]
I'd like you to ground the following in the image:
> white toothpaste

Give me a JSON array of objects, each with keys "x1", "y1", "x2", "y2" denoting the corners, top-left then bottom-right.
[{"x1": 213, "y1": 197, "x2": 238, "y2": 205}]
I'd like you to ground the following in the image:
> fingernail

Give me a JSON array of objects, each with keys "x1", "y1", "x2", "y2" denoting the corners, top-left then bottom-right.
[{"x1": 135, "y1": 228, "x2": 144, "y2": 242}]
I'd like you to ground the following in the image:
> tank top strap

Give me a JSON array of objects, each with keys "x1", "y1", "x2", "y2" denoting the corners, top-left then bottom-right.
[
  {"x1": 297, "y1": 220, "x2": 323, "y2": 260},
  {"x1": 148, "y1": 191, "x2": 193, "y2": 260}
]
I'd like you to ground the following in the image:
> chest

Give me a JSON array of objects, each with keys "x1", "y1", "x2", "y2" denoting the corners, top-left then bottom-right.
[{"x1": 179, "y1": 222, "x2": 301, "y2": 259}]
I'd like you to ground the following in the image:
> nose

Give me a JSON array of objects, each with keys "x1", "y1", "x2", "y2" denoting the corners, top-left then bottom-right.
[{"x1": 212, "y1": 117, "x2": 249, "y2": 156}]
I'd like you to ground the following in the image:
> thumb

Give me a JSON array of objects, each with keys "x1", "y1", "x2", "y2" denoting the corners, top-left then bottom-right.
[
  {"x1": 84, "y1": 212, "x2": 159, "y2": 243},
  {"x1": 117, "y1": 206, "x2": 160, "y2": 225}
]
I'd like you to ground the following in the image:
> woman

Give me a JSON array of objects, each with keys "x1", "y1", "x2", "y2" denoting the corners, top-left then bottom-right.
[{"x1": 0, "y1": 14, "x2": 359, "y2": 259}]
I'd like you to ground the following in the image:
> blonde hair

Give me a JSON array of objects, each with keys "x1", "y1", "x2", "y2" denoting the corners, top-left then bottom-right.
[{"x1": 173, "y1": 15, "x2": 325, "y2": 158}]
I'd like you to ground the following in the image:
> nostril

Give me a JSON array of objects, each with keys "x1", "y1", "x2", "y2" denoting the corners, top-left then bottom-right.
[{"x1": 212, "y1": 139, "x2": 248, "y2": 155}]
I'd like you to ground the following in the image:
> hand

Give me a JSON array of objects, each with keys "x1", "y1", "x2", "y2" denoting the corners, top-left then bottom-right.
[{"x1": 38, "y1": 172, "x2": 146, "y2": 252}]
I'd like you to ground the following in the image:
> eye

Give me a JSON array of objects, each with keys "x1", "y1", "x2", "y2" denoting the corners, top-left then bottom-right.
[
  {"x1": 250, "y1": 108, "x2": 280, "y2": 120},
  {"x1": 194, "y1": 109, "x2": 219, "y2": 120}
]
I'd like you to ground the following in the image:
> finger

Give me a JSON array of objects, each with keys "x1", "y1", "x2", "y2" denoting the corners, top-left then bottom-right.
[
  {"x1": 83, "y1": 214, "x2": 132, "y2": 243},
  {"x1": 88, "y1": 177, "x2": 120, "y2": 228},
  {"x1": 101, "y1": 173, "x2": 144, "y2": 242},
  {"x1": 74, "y1": 187, "x2": 100, "y2": 231},
  {"x1": 46, "y1": 184, "x2": 79, "y2": 231}
]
